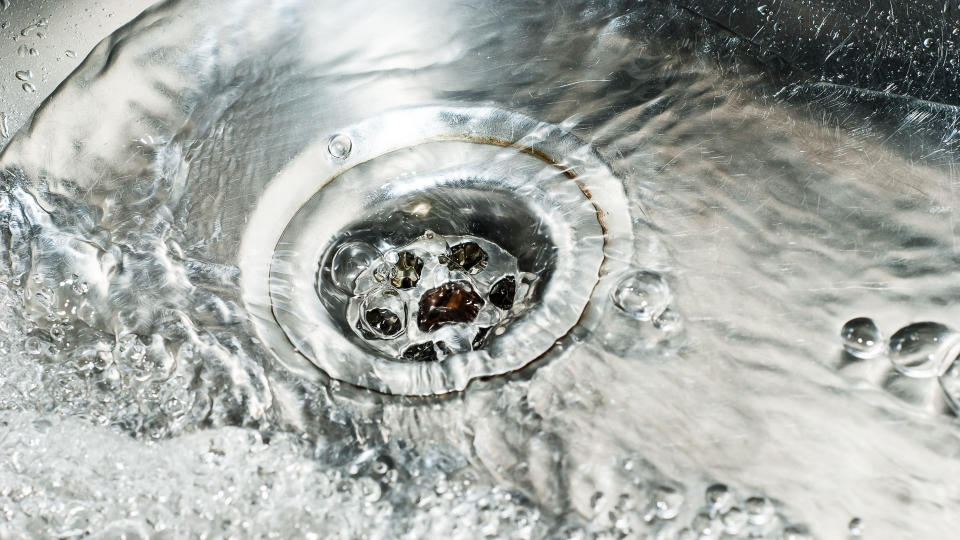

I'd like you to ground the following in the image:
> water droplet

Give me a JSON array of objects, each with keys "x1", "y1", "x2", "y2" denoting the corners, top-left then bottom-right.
[
  {"x1": 329, "y1": 241, "x2": 380, "y2": 292},
  {"x1": 28, "y1": 48, "x2": 39, "y2": 56},
  {"x1": 589, "y1": 491, "x2": 604, "y2": 510},
  {"x1": 721, "y1": 507, "x2": 748, "y2": 535},
  {"x1": 21, "y1": 82, "x2": 36, "y2": 93},
  {"x1": 840, "y1": 317, "x2": 884, "y2": 359},
  {"x1": 65, "y1": 49, "x2": 76, "y2": 58},
  {"x1": 888, "y1": 322, "x2": 958, "y2": 378},
  {"x1": 848, "y1": 517, "x2": 863, "y2": 536},
  {"x1": 923, "y1": 37, "x2": 935, "y2": 48},
  {"x1": 691, "y1": 512, "x2": 721, "y2": 537},
  {"x1": 611, "y1": 270, "x2": 671, "y2": 321},
  {"x1": 757, "y1": 5, "x2": 769, "y2": 14},
  {"x1": 0, "y1": 112, "x2": 8, "y2": 139},
  {"x1": 783, "y1": 525, "x2": 813, "y2": 540},
  {"x1": 16, "y1": 44, "x2": 27, "y2": 57},
  {"x1": 327, "y1": 133, "x2": 353, "y2": 159},
  {"x1": 744, "y1": 496, "x2": 775, "y2": 525},
  {"x1": 705, "y1": 483, "x2": 733, "y2": 512},
  {"x1": 653, "y1": 307, "x2": 682, "y2": 333},
  {"x1": 25, "y1": 337, "x2": 42, "y2": 355},
  {"x1": 14, "y1": 70, "x2": 32, "y2": 81},
  {"x1": 644, "y1": 485, "x2": 683, "y2": 521}
]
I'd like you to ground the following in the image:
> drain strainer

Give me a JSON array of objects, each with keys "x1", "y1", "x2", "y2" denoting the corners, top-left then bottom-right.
[{"x1": 240, "y1": 107, "x2": 632, "y2": 395}]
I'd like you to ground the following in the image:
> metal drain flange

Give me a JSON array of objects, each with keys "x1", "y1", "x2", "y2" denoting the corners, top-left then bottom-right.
[{"x1": 240, "y1": 107, "x2": 632, "y2": 395}]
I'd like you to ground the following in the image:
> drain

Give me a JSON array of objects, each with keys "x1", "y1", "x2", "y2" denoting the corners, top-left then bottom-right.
[
  {"x1": 340, "y1": 230, "x2": 537, "y2": 362},
  {"x1": 240, "y1": 107, "x2": 632, "y2": 395}
]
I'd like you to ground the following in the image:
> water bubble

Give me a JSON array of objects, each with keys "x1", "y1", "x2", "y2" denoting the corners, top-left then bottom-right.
[
  {"x1": 65, "y1": 50, "x2": 76, "y2": 58},
  {"x1": 923, "y1": 37, "x2": 935, "y2": 48},
  {"x1": 705, "y1": 483, "x2": 733, "y2": 513},
  {"x1": 22, "y1": 82, "x2": 36, "y2": 93},
  {"x1": 644, "y1": 485, "x2": 683, "y2": 521},
  {"x1": 16, "y1": 44, "x2": 27, "y2": 57},
  {"x1": 14, "y1": 70, "x2": 32, "y2": 81},
  {"x1": 611, "y1": 270, "x2": 671, "y2": 321},
  {"x1": 744, "y1": 496, "x2": 775, "y2": 525},
  {"x1": 691, "y1": 512, "x2": 721, "y2": 538},
  {"x1": 840, "y1": 317, "x2": 884, "y2": 359},
  {"x1": 25, "y1": 337, "x2": 42, "y2": 355},
  {"x1": 721, "y1": 507, "x2": 748, "y2": 535},
  {"x1": 888, "y1": 322, "x2": 959, "y2": 378},
  {"x1": 848, "y1": 517, "x2": 863, "y2": 536},
  {"x1": 327, "y1": 133, "x2": 353, "y2": 159},
  {"x1": 29, "y1": 48, "x2": 39, "y2": 56},
  {"x1": 329, "y1": 241, "x2": 380, "y2": 292},
  {"x1": 653, "y1": 307, "x2": 682, "y2": 334}
]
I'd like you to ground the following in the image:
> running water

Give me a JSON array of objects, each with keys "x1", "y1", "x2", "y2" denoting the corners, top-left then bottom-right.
[{"x1": 1, "y1": 0, "x2": 959, "y2": 537}]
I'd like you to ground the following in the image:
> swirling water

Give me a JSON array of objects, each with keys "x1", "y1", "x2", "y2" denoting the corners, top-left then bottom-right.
[{"x1": 1, "y1": 0, "x2": 960, "y2": 537}]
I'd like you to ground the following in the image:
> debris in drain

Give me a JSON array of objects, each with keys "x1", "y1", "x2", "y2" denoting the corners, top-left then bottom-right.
[
  {"x1": 402, "y1": 342, "x2": 438, "y2": 362},
  {"x1": 344, "y1": 231, "x2": 538, "y2": 362},
  {"x1": 441, "y1": 242, "x2": 489, "y2": 274},
  {"x1": 390, "y1": 251, "x2": 424, "y2": 288},
  {"x1": 489, "y1": 276, "x2": 517, "y2": 310},
  {"x1": 364, "y1": 308, "x2": 403, "y2": 338},
  {"x1": 417, "y1": 281, "x2": 485, "y2": 332}
]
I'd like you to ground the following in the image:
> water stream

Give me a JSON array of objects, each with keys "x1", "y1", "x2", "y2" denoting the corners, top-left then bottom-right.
[{"x1": 1, "y1": 0, "x2": 959, "y2": 537}]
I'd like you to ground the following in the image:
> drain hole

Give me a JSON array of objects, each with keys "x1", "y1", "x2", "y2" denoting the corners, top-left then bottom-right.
[
  {"x1": 441, "y1": 242, "x2": 489, "y2": 274},
  {"x1": 332, "y1": 228, "x2": 538, "y2": 362},
  {"x1": 389, "y1": 251, "x2": 424, "y2": 289},
  {"x1": 363, "y1": 308, "x2": 404, "y2": 339},
  {"x1": 417, "y1": 281, "x2": 484, "y2": 332},
  {"x1": 489, "y1": 276, "x2": 517, "y2": 311},
  {"x1": 254, "y1": 128, "x2": 622, "y2": 394},
  {"x1": 401, "y1": 341, "x2": 440, "y2": 362}
]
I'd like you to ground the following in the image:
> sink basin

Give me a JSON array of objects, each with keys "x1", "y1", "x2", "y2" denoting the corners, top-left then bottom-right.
[{"x1": 1, "y1": 1, "x2": 958, "y2": 538}]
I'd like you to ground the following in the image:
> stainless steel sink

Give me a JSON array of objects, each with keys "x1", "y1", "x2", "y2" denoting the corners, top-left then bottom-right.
[{"x1": 1, "y1": 1, "x2": 959, "y2": 538}]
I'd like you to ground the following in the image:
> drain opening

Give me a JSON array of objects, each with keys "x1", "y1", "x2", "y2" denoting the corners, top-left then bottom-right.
[
  {"x1": 330, "y1": 230, "x2": 538, "y2": 362},
  {"x1": 241, "y1": 107, "x2": 632, "y2": 395}
]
